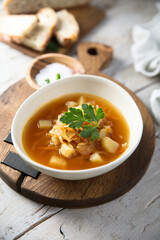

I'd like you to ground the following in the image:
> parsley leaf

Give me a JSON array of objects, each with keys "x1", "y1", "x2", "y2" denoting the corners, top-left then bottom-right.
[
  {"x1": 56, "y1": 73, "x2": 61, "y2": 80},
  {"x1": 59, "y1": 107, "x2": 84, "y2": 129},
  {"x1": 59, "y1": 104, "x2": 105, "y2": 141},
  {"x1": 91, "y1": 127, "x2": 100, "y2": 141},
  {"x1": 96, "y1": 107, "x2": 105, "y2": 121},
  {"x1": 45, "y1": 78, "x2": 50, "y2": 84},
  {"x1": 80, "y1": 125, "x2": 100, "y2": 141},
  {"x1": 82, "y1": 104, "x2": 97, "y2": 123}
]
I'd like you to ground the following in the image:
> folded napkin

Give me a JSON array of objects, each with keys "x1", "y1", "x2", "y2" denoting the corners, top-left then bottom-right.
[
  {"x1": 150, "y1": 89, "x2": 160, "y2": 124},
  {"x1": 131, "y1": 3, "x2": 160, "y2": 77}
]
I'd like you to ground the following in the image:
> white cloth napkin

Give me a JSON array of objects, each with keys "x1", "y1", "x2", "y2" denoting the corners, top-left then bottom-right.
[
  {"x1": 132, "y1": 3, "x2": 160, "y2": 125},
  {"x1": 131, "y1": 3, "x2": 160, "y2": 77}
]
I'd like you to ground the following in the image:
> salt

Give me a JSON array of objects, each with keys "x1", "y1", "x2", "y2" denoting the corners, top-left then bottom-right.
[{"x1": 35, "y1": 63, "x2": 73, "y2": 86}]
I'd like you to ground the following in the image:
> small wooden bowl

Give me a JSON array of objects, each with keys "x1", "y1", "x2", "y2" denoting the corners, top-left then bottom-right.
[{"x1": 26, "y1": 53, "x2": 85, "y2": 90}]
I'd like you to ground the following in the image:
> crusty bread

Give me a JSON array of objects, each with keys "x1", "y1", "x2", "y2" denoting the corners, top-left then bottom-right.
[
  {"x1": 3, "y1": 0, "x2": 90, "y2": 14},
  {"x1": 0, "y1": 14, "x2": 37, "y2": 43},
  {"x1": 55, "y1": 10, "x2": 79, "y2": 47},
  {"x1": 21, "y1": 8, "x2": 57, "y2": 51}
]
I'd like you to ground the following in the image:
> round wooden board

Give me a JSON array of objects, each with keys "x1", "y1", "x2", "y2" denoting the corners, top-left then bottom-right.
[{"x1": 0, "y1": 42, "x2": 155, "y2": 208}]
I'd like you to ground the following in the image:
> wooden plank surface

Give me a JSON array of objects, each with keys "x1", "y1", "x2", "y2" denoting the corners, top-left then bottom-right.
[{"x1": 0, "y1": 0, "x2": 160, "y2": 239}]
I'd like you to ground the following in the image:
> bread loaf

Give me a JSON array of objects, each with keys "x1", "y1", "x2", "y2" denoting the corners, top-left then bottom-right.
[
  {"x1": 0, "y1": 14, "x2": 37, "y2": 43},
  {"x1": 4, "y1": 0, "x2": 90, "y2": 14},
  {"x1": 55, "y1": 10, "x2": 79, "y2": 47},
  {"x1": 21, "y1": 8, "x2": 57, "y2": 51}
]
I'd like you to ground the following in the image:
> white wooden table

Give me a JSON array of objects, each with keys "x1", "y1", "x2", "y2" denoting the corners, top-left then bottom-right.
[{"x1": 0, "y1": 0, "x2": 160, "y2": 239}]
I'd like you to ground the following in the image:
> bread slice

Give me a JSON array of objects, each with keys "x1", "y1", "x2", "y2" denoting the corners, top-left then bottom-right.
[
  {"x1": 4, "y1": 0, "x2": 90, "y2": 14},
  {"x1": 21, "y1": 8, "x2": 57, "y2": 51},
  {"x1": 0, "y1": 14, "x2": 37, "y2": 43},
  {"x1": 55, "y1": 10, "x2": 79, "y2": 47}
]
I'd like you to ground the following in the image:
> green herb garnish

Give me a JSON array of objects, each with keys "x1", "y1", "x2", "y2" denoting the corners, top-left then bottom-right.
[
  {"x1": 46, "y1": 40, "x2": 59, "y2": 52},
  {"x1": 45, "y1": 78, "x2": 50, "y2": 84},
  {"x1": 59, "y1": 104, "x2": 105, "y2": 141},
  {"x1": 56, "y1": 73, "x2": 61, "y2": 80}
]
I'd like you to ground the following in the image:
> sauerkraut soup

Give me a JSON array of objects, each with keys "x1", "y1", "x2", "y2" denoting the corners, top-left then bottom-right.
[{"x1": 22, "y1": 93, "x2": 130, "y2": 170}]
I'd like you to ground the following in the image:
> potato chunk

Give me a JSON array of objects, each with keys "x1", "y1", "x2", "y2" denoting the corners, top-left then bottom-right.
[
  {"x1": 99, "y1": 126, "x2": 112, "y2": 139},
  {"x1": 99, "y1": 128, "x2": 107, "y2": 138},
  {"x1": 101, "y1": 137, "x2": 119, "y2": 153},
  {"x1": 51, "y1": 136, "x2": 60, "y2": 146},
  {"x1": 38, "y1": 120, "x2": 53, "y2": 129},
  {"x1": 78, "y1": 96, "x2": 85, "y2": 105},
  {"x1": 66, "y1": 101, "x2": 77, "y2": 108},
  {"x1": 60, "y1": 143, "x2": 75, "y2": 158},
  {"x1": 90, "y1": 153, "x2": 104, "y2": 163},
  {"x1": 49, "y1": 156, "x2": 67, "y2": 169}
]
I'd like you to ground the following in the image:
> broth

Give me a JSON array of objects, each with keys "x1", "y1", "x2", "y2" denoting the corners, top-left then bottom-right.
[{"x1": 22, "y1": 93, "x2": 130, "y2": 170}]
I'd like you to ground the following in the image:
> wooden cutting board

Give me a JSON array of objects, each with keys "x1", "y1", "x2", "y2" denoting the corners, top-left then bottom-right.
[
  {"x1": 0, "y1": 5, "x2": 105, "y2": 57},
  {"x1": 0, "y1": 42, "x2": 155, "y2": 208}
]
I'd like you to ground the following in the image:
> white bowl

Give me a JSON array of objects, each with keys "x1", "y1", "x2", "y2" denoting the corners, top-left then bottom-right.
[{"x1": 11, "y1": 75, "x2": 143, "y2": 180}]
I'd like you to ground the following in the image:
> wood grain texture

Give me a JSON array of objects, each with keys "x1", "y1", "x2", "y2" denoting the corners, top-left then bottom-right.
[
  {"x1": 0, "y1": 80, "x2": 34, "y2": 192},
  {"x1": 0, "y1": 42, "x2": 155, "y2": 208},
  {"x1": 20, "y1": 78, "x2": 155, "y2": 207},
  {"x1": 0, "y1": 40, "x2": 155, "y2": 207},
  {"x1": 0, "y1": 5, "x2": 105, "y2": 57},
  {"x1": 78, "y1": 42, "x2": 113, "y2": 73}
]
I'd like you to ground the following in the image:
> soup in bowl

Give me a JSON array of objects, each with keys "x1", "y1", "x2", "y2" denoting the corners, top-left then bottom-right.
[{"x1": 11, "y1": 75, "x2": 143, "y2": 180}]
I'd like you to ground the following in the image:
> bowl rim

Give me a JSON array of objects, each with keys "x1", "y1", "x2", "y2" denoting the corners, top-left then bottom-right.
[{"x1": 11, "y1": 74, "x2": 143, "y2": 176}]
